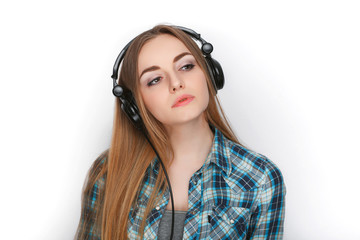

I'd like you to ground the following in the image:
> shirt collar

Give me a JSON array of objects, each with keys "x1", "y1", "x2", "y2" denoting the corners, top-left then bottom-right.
[
  {"x1": 151, "y1": 126, "x2": 232, "y2": 176},
  {"x1": 202, "y1": 126, "x2": 232, "y2": 176}
]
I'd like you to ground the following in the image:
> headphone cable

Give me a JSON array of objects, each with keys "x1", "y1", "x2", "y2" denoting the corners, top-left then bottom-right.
[{"x1": 142, "y1": 131, "x2": 175, "y2": 240}]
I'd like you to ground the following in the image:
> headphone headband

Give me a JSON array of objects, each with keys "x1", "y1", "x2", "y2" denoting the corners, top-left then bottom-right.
[{"x1": 111, "y1": 26, "x2": 219, "y2": 83}]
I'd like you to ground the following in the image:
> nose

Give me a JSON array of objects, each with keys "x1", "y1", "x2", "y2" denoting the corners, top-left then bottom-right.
[{"x1": 169, "y1": 75, "x2": 185, "y2": 93}]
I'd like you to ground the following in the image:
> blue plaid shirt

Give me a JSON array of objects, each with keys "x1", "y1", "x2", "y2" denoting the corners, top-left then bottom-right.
[
  {"x1": 128, "y1": 127, "x2": 286, "y2": 239},
  {"x1": 77, "y1": 127, "x2": 286, "y2": 239}
]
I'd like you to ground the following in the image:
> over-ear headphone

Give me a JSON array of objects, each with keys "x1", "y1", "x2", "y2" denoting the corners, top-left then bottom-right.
[{"x1": 111, "y1": 25, "x2": 224, "y2": 130}]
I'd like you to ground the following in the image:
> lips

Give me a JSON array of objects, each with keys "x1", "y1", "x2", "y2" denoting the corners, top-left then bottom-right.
[{"x1": 172, "y1": 94, "x2": 195, "y2": 108}]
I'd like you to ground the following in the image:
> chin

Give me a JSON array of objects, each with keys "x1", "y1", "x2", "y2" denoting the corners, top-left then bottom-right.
[{"x1": 168, "y1": 111, "x2": 207, "y2": 126}]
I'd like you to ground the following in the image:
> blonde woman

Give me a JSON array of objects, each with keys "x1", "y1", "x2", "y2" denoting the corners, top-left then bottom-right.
[{"x1": 75, "y1": 25, "x2": 286, "y2": 240}]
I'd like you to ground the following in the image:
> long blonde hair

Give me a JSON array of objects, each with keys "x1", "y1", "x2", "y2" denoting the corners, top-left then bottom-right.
[{"x1": 76, "y1": 24, "x2": 241, "y2": 239}]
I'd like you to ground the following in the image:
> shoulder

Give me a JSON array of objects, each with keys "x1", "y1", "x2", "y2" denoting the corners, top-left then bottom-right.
[
  {"x1": 76, "y1": 150, "x2": 109, "y2": 239},
  {"x1": 89, "y1": 149, "x2": 108, "y2": 174},
  {"x1": 83, "y1": 149, "x2": 109, "y2": 195},
  {"x1": 224, "y1": 138, "x2": 285, "y2": 191}
]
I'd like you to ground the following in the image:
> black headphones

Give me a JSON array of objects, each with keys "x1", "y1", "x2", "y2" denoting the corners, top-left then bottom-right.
[{"x1": 111, "y1": 25, "x2": 224, "y2": 130}]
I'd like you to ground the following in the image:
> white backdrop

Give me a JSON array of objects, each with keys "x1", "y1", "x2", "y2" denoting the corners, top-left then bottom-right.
[{"x1": 1, "y1": 0, "x2": 359, "y2": 239}]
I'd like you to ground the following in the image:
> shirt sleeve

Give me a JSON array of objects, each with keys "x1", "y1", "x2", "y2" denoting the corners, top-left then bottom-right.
[
  {"x1": 248, "y1": 161, "x2": 286, "y2": 240},
  {"x1": 74, "y1": 154, "x2": 107, "y2": 240}
]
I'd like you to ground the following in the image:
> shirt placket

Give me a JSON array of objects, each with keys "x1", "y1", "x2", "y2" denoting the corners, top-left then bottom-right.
[
  {"x1": 143, "y1": 189, "x2": 170, "y2": 239},
  {"x1": 183, "y1": 171, "x2": 202, "y2": 239}
]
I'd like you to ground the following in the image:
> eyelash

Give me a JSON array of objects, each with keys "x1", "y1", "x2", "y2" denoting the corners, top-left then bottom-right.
[
  {"x1": 146, "y1": 63, "x2": 195, "y2": 87},
  {"x1": 180, "y1": 63, "x2": 195, "y2": 71},
  {"x1": 147, "y1": 77, "x2": 161, "y2": 86}
]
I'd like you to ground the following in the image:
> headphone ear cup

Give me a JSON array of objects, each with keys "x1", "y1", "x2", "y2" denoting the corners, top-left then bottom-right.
[
  {"x1": 121, "y1": 100, "x2": 143, "y2": 130},
  {"x1": 205, "y1": 57, "x2": 225, "y2": 93},
  {"x1": 115, "y1": 88, "x2": 143, "y2": 130},
  {"x1": 211, "y1": 58, "x2": 225, "y2": 90},
  {"x1": 121, "y1": 101, "x2": 142, "y2": 129}
]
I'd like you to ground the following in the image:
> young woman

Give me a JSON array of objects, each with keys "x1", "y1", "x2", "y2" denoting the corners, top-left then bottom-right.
[{"x1": 75, "y1": 25, "x2": 286, "y2": 240}]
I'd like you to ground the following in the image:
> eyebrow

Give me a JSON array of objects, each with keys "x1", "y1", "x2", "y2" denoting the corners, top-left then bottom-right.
[{"x1": 139, "y1": 52, "x2": 192, "y2": 78}]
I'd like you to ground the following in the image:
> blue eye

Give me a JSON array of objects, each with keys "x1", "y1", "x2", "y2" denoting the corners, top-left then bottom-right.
[
  {"x1": 180, "y1": 64, "x2": 195, "y2": 71},
  {"x1": 147, "y1": 77, "x2": 161, "y2": 86}
]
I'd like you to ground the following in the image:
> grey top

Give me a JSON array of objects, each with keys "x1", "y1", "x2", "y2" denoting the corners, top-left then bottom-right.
[{"x1": 158, "y1": 210, "x2": 187, "y2": 240}]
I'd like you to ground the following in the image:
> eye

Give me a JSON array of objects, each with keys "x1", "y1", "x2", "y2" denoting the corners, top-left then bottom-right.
[
  {"x1": 180, "y1": 63, "x2": 195, "y2": 71},
  {"x1": 147, "y1": 76, "x2": 161, "y2": 87}
]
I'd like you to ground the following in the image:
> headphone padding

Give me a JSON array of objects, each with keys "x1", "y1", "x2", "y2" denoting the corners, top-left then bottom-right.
[
  {"x1": 211, "y1": 58, "x2": 225, "y2": 90},
  {"x1": 205, "y1": 57, "x2": 225, "y2": 92}
]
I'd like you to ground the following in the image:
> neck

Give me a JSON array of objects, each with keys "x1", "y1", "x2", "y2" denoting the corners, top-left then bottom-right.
[{"x1": 164, "y1": 115, "x2": 214, "y2": 168}]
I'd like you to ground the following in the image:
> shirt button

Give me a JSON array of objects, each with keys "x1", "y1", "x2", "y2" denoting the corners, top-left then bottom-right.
[
  {"x1": 230, "y1": 219, "x2": 235, "y2": 224},
  {"x1": 155, "y1": 206, "x2": 160, "y2": 211},
  {"x1": 193, "y1": 181, "x2": 198, "y2": 185}
]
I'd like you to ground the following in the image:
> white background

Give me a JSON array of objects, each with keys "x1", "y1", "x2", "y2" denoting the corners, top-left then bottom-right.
[{"x1": 1, "y1": 0, "x2": 359, "y2": 239}]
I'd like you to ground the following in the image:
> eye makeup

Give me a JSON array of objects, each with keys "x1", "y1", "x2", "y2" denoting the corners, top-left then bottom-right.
[{"x1": 140, "y1": 53, "x2": 197, "y2": 87}]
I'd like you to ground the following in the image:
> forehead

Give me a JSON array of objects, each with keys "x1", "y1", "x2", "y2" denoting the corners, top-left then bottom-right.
[{"x1": 138, "y1": 34, "x2": 191, "y2": 70}]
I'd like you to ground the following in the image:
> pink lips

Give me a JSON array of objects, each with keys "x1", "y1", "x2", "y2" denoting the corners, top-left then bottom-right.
[{"x1": 172, "y1": 94, "x2": 195, "y2": 108}]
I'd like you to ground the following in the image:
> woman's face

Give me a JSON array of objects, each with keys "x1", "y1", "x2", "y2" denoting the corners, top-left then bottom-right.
[{"x1": 137, "y1": 34, "x2": 209, "y2": 128}]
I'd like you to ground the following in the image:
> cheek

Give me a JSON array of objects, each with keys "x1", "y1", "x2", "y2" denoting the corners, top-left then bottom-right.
[
  {"x1": 202, "y1": 85, "x2": 210, "y2": 109},
  {"x1": 140, "y1": 90, "x2": 164, "y2": 117},
  {"x1": 196, "y1": 74, "x2": 210, "y2": 106}
]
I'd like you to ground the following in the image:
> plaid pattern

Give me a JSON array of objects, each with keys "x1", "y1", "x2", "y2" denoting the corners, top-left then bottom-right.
[
  {"x1": 78, "y1": 127, "x2": 286, "y2": 239},
  {"x1": 128, "y1": 127, "x2": 286, "y2": 239}
]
